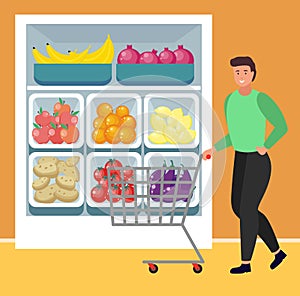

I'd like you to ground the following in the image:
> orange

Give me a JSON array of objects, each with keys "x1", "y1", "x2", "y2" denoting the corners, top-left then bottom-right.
[
  {"x1": 54, "y1": 101, "x2": 71, "y2": 116},
  {"x1": 105, "y1": 125, "x2": 121, "y2": 144},
  {"x1": 119, "y1": 126, "x2": 136, "y2": 144},
  {"x1": 120, "y1": 115, "x2": 136, "y2": 128},
  {"x1": 116, "y1": 105, "x2": 129, "y2": 118},
  {"x1": 105, "y1": 113, "x2": 121, "y2": 126},
  {"x1": 93, "y1": 116, "x2": 106, "y2": 129},
  {"x1": 96, "y1": 103, "x2": 113, "y2": 117},
  {"x1": 92, "y1": 128, "x2": 106, "y2": 144},
  {"x1": 60, "y1": 125, "x2": 79, "y2": 144}
]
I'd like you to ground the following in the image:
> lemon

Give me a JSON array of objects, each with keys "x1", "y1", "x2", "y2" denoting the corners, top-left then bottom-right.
[
  {"x1": 167, "y1": 108, "x2": 184, "y2": 127},
  {"x1": 148, "y1": 132, "x2": 167, "y2": 144},
  {"x1": 170, "y1": 108, "x2": 184, "y2": 120},
  {"x1": 178, "y1": 129, "x2": 196, "y2": 144},
  {"x1": 175, "y1": 122, "x2": 186, "y2": 133},
  {"x1": 150, "y1": 107, "x2": 194, "y2": 145},
  {"x1": 166, "y1": 138, "x2": 175, "y2": 144},
  {"x1": 181, "y1": 115, "x2": 192, "y2": 129},
  {"x1": 150, "y1": 114, "x2": 167, "y2": 132},
  {"x1": 167, "y1": 116, "x2": 179, "y2": 127},
  {"x1": 165, "y1": 135, "x2": 176, "y2": 144},
  {"x1": 154, "y1": 106, "x2": 171, "y2": 118},
  {"x1": 164, "y1": 126, "x2": 179, "y2": 144}
]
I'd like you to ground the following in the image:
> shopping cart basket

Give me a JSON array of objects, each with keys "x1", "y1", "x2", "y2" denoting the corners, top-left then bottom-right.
[{"x1": 107, "y1": 157, "x2": 204, "y2": 274}]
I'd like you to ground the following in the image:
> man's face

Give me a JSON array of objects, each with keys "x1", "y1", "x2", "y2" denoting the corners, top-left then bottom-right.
[{"x1": 233, "y1": 65, "x2": 254, "y2": 87}]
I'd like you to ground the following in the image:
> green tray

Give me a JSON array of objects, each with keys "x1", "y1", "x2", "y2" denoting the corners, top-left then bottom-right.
[
  {"x1": 34, "y1": 64, "x2": 112, "y2": 86},
  {"x1": 116, "y1": 64, "x2": 194, "y2": 85}
]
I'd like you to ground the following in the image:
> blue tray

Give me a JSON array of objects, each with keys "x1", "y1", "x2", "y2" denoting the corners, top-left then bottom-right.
[
  {"x1": 34, "y1": 64, "x2": 112, "y2": 86},
  {"x1": 116, "y1": 64, "x2": 194, "y2": 85}
]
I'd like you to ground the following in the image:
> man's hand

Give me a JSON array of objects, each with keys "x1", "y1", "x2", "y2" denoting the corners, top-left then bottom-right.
[
  {"x1": 256, "y1": 146, "x2": 268, "y2": 155},
  {"x1": 203, "y1": 147, "x2": 216, "y2": 160}
]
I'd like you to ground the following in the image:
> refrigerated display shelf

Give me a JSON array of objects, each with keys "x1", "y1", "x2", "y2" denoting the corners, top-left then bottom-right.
[
  {"x1": 27, "y1": 91, "x2": 202, "y2": 216},
  {"x1": 25, "y1": 19, "x2": 204, "y2": 218},
  {"x1": 27, "y1": 85, "x2": 202, "y2": 91}
]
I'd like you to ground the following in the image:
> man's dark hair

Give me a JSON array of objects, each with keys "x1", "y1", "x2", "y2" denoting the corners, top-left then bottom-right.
[{"x1": 230, "y1": 56, "x2": 256, "y2": 81}]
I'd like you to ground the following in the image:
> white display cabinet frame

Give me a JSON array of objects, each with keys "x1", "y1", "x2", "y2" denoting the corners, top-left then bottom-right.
[{"x1": 15, "y1": 14, "x2": 212, "y2": 249}]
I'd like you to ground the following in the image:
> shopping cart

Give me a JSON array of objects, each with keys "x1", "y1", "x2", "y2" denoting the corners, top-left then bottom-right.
[{"x1": 107, "y1": 156, "x2": 204, "y2": 274}]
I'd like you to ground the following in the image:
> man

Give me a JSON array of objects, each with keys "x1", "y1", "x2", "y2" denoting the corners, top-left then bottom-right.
[{"x1": 203, "y1": 56, "x2": 288, "y2": 274}]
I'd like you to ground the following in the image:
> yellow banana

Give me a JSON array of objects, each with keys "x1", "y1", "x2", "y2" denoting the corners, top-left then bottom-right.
[
  {"x1": 68, "y1": 49, "x2": 78, "y2": 58},
  {"x1": 32, "y1": 47, "x2": 53, "y2": 64},
  {"x1": 84, "y1": 35, "x2": 110, "y2": 60},
  {"x1": 33, "y1": 34, "x2": 113, "y2": 64},
  {"x1": 46, "y1": 43, "x2": 91, "y2": 63},
  {"x1": 100, "y1": 38, "x2": 114, "y2": 64},
  {"x1": 82, "y1": 34, "x2": 114, "y2": 64}
]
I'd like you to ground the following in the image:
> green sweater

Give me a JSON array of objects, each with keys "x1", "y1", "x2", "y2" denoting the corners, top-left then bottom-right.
[{"x1": 214, "y1": 90, "x2": 288, "y2": 152}]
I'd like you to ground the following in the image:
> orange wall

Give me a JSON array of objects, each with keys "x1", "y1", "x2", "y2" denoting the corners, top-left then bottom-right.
[{"x1": 1, "y1": 0, "x2": 299, "y2": 238}]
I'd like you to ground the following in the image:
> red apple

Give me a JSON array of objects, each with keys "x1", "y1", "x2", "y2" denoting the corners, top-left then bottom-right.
[
  {"x1": 35, "y1": 110, "x2": 54, "y2": 127},
  {"x1": 32, "y1": 125, "x2": 50, "y2": 144},
  {"x1": 48, "y1": 124, "x2": 64, "y2": 144}
]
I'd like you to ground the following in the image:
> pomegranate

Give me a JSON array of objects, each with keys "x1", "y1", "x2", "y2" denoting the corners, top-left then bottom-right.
[
  {"x1": 174, "y1": 45, "x2": 194, "y2": 64},
  {"x1": 158, "y1": 47, "x2": 176, "y2": 64},
  {"x1": 139, "y1": 49, "x2": 159, "y2": 64},
  {"x1": 117, "y1": 45, "x2": 140, "y2": 64}
]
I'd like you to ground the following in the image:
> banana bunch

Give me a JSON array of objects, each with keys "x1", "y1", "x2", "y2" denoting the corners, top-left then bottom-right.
[{"x1": 32, "y1": 34, "x2": 114, "y2": 64}]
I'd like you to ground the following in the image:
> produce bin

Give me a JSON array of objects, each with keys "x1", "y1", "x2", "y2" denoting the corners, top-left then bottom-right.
[
  {"x1": 34, "y1": 64, "x2": 112, "y2": 86},
  {"x1": 116, "y1": 64, "x2": 194, "y2": 85},
  {"x1": 28, "y1": 152, "x2": 84, "y2": 215},
  {"x1": 86, "y1": 152, "x2": 142, "y2": 216}
]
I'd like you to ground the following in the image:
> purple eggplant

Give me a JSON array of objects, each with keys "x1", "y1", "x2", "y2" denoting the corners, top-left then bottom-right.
[
  {"x1": 150, "y1": 160, "x2": 177, "y2": 202},
  {"x1": 178, "y1": 165, "x2": 192, "y2": 197},
  {"x1": 149, "y1": 160, "x2": 166, "y2": 183},
  {"x1": 149, "y1": 161, "x2": 166, "y2": 199},
  {"x1": 161, "y1": 160, "x2": 176, "y2": 198},
  {"x1": 163, "y1": 160, "x2": 176, "y2": 182},
  {"x1": 152, "y1": 164, "x2": 192, "y2": 203},
  {"x1": 150, "y1": 183, "x2": 162, "y2": 196}
]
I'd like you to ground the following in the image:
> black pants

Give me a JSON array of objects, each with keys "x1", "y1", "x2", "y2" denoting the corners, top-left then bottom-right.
[{"x1": 231, "y1": 151, "x2": 279, "y2": 261}]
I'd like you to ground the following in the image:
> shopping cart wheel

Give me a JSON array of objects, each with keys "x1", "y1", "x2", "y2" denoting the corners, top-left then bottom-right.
[
  {"x1": 192, "y1": 263, "x2": 203, "y2": 274},
  {"x1": 148, "y1": 263, "x2": 158, "y2": 274}
]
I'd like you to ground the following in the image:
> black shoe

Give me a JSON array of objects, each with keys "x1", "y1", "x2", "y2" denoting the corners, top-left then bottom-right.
[
  {"x1": 230, "y1": 264, "x2": 251, "y2": 274},
  {"x1": 270, "y1": 250, "x2": 287, "y2": 270}
]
